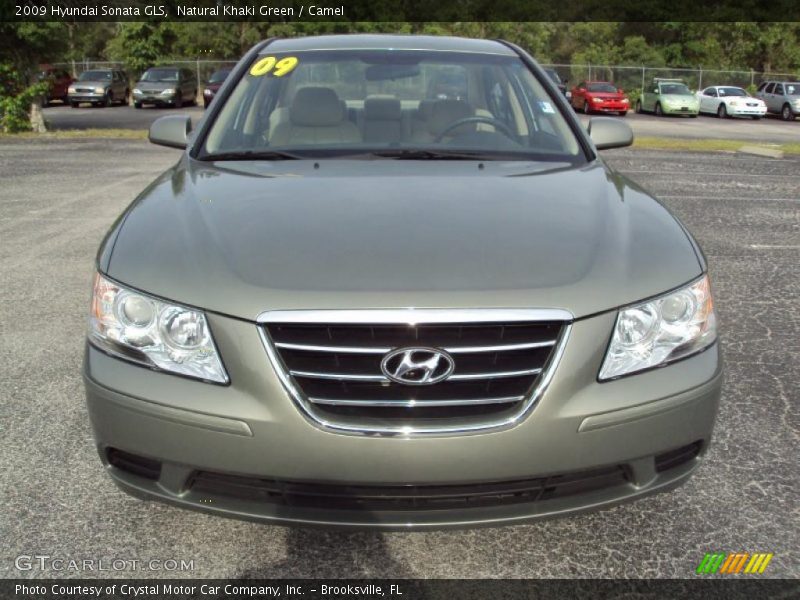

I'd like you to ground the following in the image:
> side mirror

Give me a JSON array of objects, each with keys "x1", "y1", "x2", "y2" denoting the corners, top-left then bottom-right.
[
  {"x1": 149, "y1": 115, "x2": 192, "y2": 149},
  {"x1": 587, "y1": 117, "x2": 634, "y2": 150}
]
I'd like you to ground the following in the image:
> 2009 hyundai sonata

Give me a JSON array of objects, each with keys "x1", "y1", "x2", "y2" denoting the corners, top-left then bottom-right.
[{"x1": 84, "y1": 35, "x2": 722, "y2": 529}]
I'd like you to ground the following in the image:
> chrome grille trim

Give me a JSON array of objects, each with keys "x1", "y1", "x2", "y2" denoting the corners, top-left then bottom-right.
[
  {"x1": 308, "y1": 396, "x2": 525, "y2": 407},
  {"x1": 258, "y1": 308, "x2": 573, "y2": 324},
  {"x1": 275, "y1": 340, "x2": 555, "y2": 354},
  {"x1": 258, "y1": 308, "x2": 572, "y2": 436},
  {"x1": 290, "y1": 368, "x2": 543, "y2": 382}
]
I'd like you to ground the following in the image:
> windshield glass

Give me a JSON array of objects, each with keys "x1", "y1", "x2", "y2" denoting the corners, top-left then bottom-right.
[
  {"x1": 786, "y1": 83, "x2": 800, "y2": 95},
  {"x1": 587, "y1": 83, "x2": 617, "y2": 93},
  {"x1": 202, "y1": 50, "x2": 582, "y2": 162},
  {"x1": 208, "y1": 69, "x2": 231, "y2": 84},
  {"x1": 717, "y1": 87, "x2": 747, "y2": 97},
  {"x1": 660, "y1": 83, "x2": 692, "y2": 95},
  {"x1": 79, "y1": 71, "x2": 111, "y2": 81},
  {"x1": 142, "y1": 69, "x2": 179, "y2": 82}
]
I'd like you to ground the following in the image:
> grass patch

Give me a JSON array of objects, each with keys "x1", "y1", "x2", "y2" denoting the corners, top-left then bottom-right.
[
  {"x1": 634, "y1": 136, "x2": 800, "y2": 155},
  {"x1": 0, "y1": 128, "x2": 147, "y2": 140}
]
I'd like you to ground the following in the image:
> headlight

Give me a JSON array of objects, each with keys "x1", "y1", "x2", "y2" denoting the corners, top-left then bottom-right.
[
  {"x1": 88, "y1": 274, "x2": 228, "y2": 384},
  {"x1": 133, "y1": 88, "x2": 142, "y2": 95},
  {"x1": 161, "y1": 88, "x2": 177, "y2": 96},
  {"x1": 592, "y1": 97, "x2": 603, "y2": 103},
  {"x1": 68, "y1": 86, "x2": 76, "y2": 94},
  {"x1": 599, "y1": 275, "x2": 717, "y2": 381},
  {"x1": 621, "y1": 98, "x2": 629, "y2": 103},
  {"x1": 94, "y1": 87, "x2": 105, "y2": 94}
]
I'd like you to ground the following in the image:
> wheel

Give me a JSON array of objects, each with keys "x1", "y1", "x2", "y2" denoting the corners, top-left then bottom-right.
[
  {"x1": 717, "y1": 103, "x2": 728, "y2": 118},
  {"x1": 689, "y1": 114, "x2": 698, "y2": 118},
  {"x1": 752, "y1": 116, "x2": 762, "y2": 120},
  {"x1": 618, "y1": 111, "x2": 627, "y2": 117},
  {"x1": 70, "y1": 102, "x2": 79, "y2": 109},
  {"x1": 174, "y1": 95, "x2": 183, "y2": 109},
  {"x1": 42, "y1": 96, "x2": 49, "y2": 107},
  {"x1": 103, "y1": 91, "x2": 112, "y2": 107},
  {"x1": 583, "y1": 101, "x2": 591, "y2": 115},
  {"x1": 134, "y1": 101, "x2": 142, "y2": 109},
  {"x1": 655, "y1": 102, "x2": 663, "y2": 116},
  {"x1": 635, "y1": 100, "x2": 642, "y2": 114},
  {"x1": 781, "y1": 104, "x2": 795, "y2": 121},
  {"x1": 191, "y1": 90, "x2": 198, "y2": 106},
  {"x1": 203, "y1": 99, "x2": 210, "y2": 108}
]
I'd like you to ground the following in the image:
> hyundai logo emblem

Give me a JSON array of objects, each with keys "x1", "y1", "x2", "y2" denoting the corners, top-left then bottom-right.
[{"x1": 380, "y1": 347, "x2": 455, "y2": 386}]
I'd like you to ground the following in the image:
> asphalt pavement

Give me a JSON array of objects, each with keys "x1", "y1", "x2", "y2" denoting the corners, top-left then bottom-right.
[
  {"x1": 42, "y1": 101, "x2": 800, "y2": 143},
  {"x1": 0, "y1": 138, "x2": 797, "y2": 578}
]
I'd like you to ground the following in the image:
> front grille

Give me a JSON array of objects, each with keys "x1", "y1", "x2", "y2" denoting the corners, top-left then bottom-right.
[
  {"x1": 261, "y1": 310, "x2": 568, "y2": 434},
  {"x1": 75, "y1": 87, "x2": 96, "y2": 93},
  {"x1": 189, "y1": 464, "x2": 629, "y2": 512}
]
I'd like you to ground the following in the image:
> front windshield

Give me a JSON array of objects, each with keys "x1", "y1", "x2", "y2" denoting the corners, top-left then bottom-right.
[
  {"x1": 786, "y1": 83, "x2": 800, "y2": 96},
  {"x1": 208, "y1": 69, "x2": 231, "y2": 84},
  {"x1": 79, "y1": 71, "x2": 111, "y2": 81},
  {"x1": 660, "y1": 83, "x2": 691, "y2": 95},
  {"x1": 202, "y1": 50, "x2": 582, "y2": 162},
  {"x1": 587, "y1": 83, "x2": 617, "y2": 93},
  {"x1": 142, "y1": 69, "x2": 179, "y2": 82},
  {"x1": 717, "y1": 87, "x2": 747, "y2": 97}
]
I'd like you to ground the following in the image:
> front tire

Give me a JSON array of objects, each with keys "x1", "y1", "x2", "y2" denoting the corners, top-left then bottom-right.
[
  {"x1": 134, "y1": 101, "x2": 142, "y2": 109},
  {"x1": 618, "y1": 111, "x2": 628, "y2": 117},
  {"x1": 655, "y1": 102, "x2": 663, "y2": 116},
  {"x1": 103, "y1": 91, "x2": 112, "y2": 107},
  {"x1": 717, "y1": 103, "x2": 728, "y2": 118},
  {"x1": 781, "y1": 104, "x2": 795, "y2": 121},
  {"x1": 70, "y1": 102, "x2": 79, "y2": 109},
  {"x1": 635, "y1": 100, "x2": 642, "y2": 114},
  {"x1": 583, "y1": 101, "x2": 591, "y2": 115},
  {"x1": 174, "y1": 95, "x2": 183, "y2": 109}
]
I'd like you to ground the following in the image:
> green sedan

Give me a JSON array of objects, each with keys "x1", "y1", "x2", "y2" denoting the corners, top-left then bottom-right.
[{"x1": 636, "y1": 78, "x2": 699, "y2": 117}]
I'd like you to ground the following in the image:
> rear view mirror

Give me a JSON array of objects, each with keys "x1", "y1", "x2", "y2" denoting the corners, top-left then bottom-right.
[
  {"x1": 149, "y1": 115, "x2": 192, "y2": 149},
  {"x1": 587, "y1": 117, "x2": 634, "y2": 150}
]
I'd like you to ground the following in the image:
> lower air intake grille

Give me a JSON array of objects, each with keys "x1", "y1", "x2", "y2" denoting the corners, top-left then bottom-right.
[
  {"x1": 260, "y1": 309, "x2": 569, "y2": 434},
  {"x1": 189, "y1": 465, "x2": 629, "y2": 511}
]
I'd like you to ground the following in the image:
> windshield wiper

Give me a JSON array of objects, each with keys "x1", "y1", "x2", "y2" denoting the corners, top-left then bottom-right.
[
  {"x1": 368, "y1": 149, "x2": 492, "y2": 160},
  {"x1": 200, "y1": 150, "x2": 304, "y2": 162}
]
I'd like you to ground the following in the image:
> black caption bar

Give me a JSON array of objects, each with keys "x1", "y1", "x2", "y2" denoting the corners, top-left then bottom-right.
[
  {"x1": 4, "y1": 579, "x2": 799, "y2": 600},
  {"x1": 2, "y1": 0, "x2": 799, "y2": 22}
]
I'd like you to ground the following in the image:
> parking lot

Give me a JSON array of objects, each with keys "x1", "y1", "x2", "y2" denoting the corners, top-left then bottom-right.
[
  {"x1": 42, "y1": 101, "x2": 800, "y2": 143},
  {"x1": 0, "y1": 137, "x2": 797, "y2": 579}
]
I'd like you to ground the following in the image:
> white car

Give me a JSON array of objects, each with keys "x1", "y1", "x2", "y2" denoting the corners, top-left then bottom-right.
[{"x1": 696, "y1": 86, "x2": 767, "y2": 119}]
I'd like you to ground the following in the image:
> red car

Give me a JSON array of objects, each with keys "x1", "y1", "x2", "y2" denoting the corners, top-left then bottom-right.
[
  {"x1": 39, "y1": 65, "x2": 74, "y2": 106},
  {"x1": 570, "y1": 81, "x2": 629, "y2": 116}
]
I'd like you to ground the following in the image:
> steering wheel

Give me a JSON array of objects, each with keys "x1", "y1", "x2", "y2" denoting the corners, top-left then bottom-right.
[{"x1": 434, "y1": 116, "x2": 517, "y2": 142}]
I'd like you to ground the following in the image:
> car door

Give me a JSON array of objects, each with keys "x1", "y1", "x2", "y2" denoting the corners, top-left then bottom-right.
[
  {"x1": 644, "y1": 84, "x2": 659, "y2": 111},
  {"x1": 771, "y1": 83, "x2": 785, "y2": 113},
  {"x1": 762, "y1": 83, "x2": 776, "y2": 112},
  {"x1": 699, "y1": 88, "x2": 715, "y2": 113}
]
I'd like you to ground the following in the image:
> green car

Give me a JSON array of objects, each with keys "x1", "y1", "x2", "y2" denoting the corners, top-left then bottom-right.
[{"x1": 636, "y1": 78, "x2": 699, "y2": 117}]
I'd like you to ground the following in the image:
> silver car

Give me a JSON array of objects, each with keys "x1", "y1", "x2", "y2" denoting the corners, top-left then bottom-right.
[
  {"x1": 756, "y1": 80, "x2": 800, "y2": 120},
  {"x1": 84, "y1": 35, "x2": 722, "y2": 529},
  {"x1": 68, "y1": 69, "x2": 129, "y2": 108}
]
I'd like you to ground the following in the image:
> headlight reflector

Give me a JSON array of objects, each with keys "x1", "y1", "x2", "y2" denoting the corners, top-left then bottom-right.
[
  {"x1": 161, "y1": 88, "x2": 177, "y2": 96},
  {"x1": 94, "y1": 87, "x2": 105, "y2": 94},
  {"x1": 599, "y1": 276, "x2": 717, "y2": 380},
  {"x1": 89, "y1": 274, "x2": 228, "y2": 383}
]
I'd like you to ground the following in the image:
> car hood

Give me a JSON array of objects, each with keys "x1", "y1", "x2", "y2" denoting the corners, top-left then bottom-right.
[
  {"x1": 74, "y1": 80, "x2": 111, "y2": 88},
  {"x1": 135, "y1": 81, "x2": 177, "y2": 90},
  {"x1": 588, "y1": 93, "x2": 625, "y2": 100},
  {"x1": 661, "y1": 94, "x2": 698, "y2": 103},
  {"x1": 103, "y1": 158, "x2": 702, "y2": 321}
]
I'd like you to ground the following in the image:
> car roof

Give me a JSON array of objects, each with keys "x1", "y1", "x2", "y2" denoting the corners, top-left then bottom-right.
[
  {"x1": 585, "y1": 81, "x2": 615, "y2": 85},
  {"x1": 262, "y1": 34, "x2": 517, "y2": 56}
]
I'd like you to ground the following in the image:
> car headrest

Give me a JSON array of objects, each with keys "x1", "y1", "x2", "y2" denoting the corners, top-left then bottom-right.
[
  {"x1": 428, "y1": 100, "x2": 473, "y2": 135},
  {"x1": 290, "y1": 87, "x2": 345, "y2": 127},
  {"x1": 364, "y1": 96, "x2": 402, "y2": 121}
]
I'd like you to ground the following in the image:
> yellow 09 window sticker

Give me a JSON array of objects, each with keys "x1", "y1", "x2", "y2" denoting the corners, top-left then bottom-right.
[{"x1": 249, "y1": 56, "x2": 299, "y2": 78}]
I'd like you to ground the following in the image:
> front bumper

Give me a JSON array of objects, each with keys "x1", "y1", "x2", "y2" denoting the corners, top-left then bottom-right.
[
  {"x1": 133, "y1": 92, "x2": 177, "y2": 105},
  {"x1": 68, "y1": 93, "x2": 104, "y2": 103},
  {"x1": 591, "y1": 103, "x2": 629, "y2": 113},
  {"x1": 662, "y1": 105, "x2": 700, "y2": 115},
  {"x1": 84, "y1": 310, "x2": 722, "y2": 529},
  {"x1": 729, "y1": 106, "x2": 767, "y2": 117}
]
